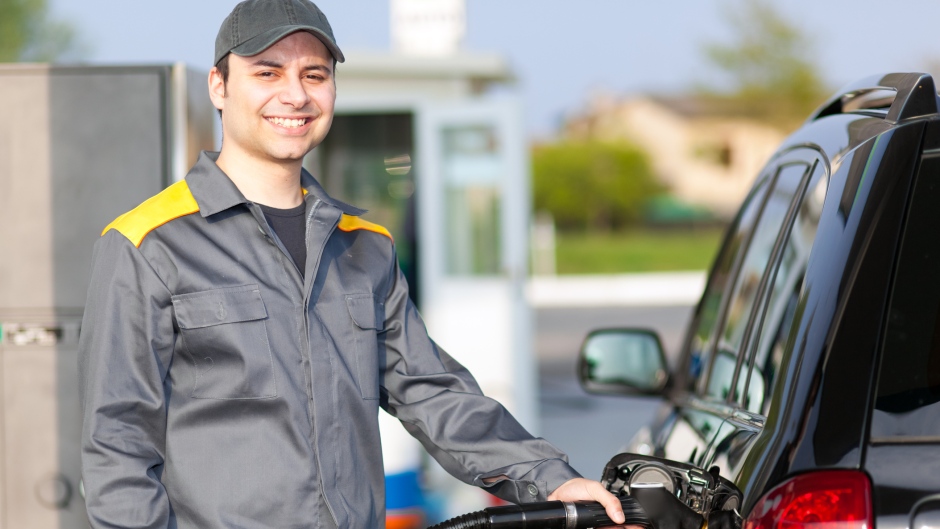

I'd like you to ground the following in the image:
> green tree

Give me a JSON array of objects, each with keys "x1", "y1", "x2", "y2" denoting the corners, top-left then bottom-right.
[
  {"x1": 702, "y1": 0, "x2": 828, "y2": 129},
  {"x1": 0, "y1": 0, "x2": 86, "y2": 62},
  {"x1": 532, "y1": 141, "x2": 662, "y2": 232}
]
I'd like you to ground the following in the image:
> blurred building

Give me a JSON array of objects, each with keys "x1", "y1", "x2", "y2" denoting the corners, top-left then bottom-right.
[{"x1": 563, "y1": 94, "x2": 786, "y2": 218}]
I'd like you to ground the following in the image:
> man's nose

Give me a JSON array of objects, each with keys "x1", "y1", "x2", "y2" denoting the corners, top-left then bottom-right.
[{"x1": 279, "y1": 76, "x2": 310, "y2": 108}]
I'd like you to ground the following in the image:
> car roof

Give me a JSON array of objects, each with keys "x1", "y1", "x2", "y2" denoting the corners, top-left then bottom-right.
[{"x1": 770, "y1": 72, "x2": 940, "y2": 171}]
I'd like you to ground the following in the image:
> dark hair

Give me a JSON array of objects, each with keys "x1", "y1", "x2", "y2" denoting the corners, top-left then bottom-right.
[
  {"x1": 217, "y1": 54, "x2": 230, "y2": 84},
  {"x1": 216, "y1": 54, "x2": 230, "y2": 119}
]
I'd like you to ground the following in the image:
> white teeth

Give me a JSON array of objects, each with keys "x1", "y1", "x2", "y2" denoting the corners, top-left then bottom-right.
[{"x1": 269, "y1": 117, "x2": 305, "y2": 128}]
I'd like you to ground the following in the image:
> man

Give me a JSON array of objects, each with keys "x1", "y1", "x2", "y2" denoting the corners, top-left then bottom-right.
[{"x1": 79, "y1": 1, "x2": 628, "y2": 527}]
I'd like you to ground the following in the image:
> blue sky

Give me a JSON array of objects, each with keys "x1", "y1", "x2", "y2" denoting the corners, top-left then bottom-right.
[{"x1": 51, "y1": 0, "x2": 940, "y2": 137}]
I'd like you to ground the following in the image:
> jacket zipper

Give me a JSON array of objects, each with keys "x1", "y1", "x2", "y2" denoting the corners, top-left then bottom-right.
[
  {"x1": 301, "y1": 198, "x2": 342, "y2": 526},
  {"x1": 253, "y1": 198, "x2": 340, "y2": 525}
]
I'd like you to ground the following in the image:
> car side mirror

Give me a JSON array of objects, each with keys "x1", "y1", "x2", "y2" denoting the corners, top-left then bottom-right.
[{"x1": 578, "y1": 329, "x2": 670, "y2": 396}]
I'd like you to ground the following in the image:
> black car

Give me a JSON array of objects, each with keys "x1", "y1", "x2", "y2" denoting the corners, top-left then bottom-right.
[{"x1": 578, "y1": 72, "x2": 940, "y2": 529}]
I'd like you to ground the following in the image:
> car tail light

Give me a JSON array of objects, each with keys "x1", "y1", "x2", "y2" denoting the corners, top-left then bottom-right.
[{"x1": 744, "y1": 470, "x2": 872, "y2": 529}]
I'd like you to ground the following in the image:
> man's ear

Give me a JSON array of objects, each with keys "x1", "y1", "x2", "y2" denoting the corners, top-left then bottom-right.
[{"x1": 208, "y1": 67, "x2": 226, "y2": 111}]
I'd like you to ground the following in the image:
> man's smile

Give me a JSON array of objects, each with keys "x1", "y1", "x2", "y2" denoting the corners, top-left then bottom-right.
[{"x1": 266, "y1": 116, "x2": 311, "y2": 129}]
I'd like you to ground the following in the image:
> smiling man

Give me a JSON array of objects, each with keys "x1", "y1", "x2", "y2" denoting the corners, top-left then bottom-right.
[{"x1": 78, "y1": 1, "x2": 626, "y2": 527}]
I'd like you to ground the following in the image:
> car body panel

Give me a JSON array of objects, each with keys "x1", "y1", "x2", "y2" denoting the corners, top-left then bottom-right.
[{"x1": 867, "y1": 444, "x2": 940, "y2": 529}]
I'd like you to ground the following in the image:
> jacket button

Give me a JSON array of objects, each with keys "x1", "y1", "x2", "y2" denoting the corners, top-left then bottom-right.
[{"x1": 527, "y1": 484, "x2": 538, "y2": 497}]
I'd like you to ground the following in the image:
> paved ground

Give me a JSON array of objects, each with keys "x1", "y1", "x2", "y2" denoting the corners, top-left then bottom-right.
[{"x1": 535, "y1": 305, "x2": 694, "y2": 478}]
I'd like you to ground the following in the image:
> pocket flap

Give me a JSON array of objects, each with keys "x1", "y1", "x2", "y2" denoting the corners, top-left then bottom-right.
[
  {"x1": 172, "y1": 285, "x2": 268, "y2": 329},
  {"x1": 345, "y1": 294, "x2": 383, "y2": 330}
]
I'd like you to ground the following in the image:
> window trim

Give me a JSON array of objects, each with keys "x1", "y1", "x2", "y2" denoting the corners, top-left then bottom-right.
[
  {"x1": 720, "y1": 160, "x2": 814, "y2": 406},
  {"x1": 738, "y1": 160, "x2": 827, "y2": 412},
  {"x1": 694, "y1": 154, "x2": 823, "y2": 410}
]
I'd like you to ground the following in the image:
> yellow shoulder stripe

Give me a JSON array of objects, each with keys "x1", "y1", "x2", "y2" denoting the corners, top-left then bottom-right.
[
  {"x1": 337, "y1": 214, "x2": 393, "y2": 241},
  {"x1": 102, "y1": 180, "x2": 200, "y2": 247}
]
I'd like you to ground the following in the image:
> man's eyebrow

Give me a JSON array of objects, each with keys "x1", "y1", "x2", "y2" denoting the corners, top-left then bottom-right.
[
  {"x1": 302, "y1": 64, "x2": 332, "y2": 75},
  {"x1": 251, "y1": 59, "x2": 283, "y2": 68},
  {"x1": 248, "y1": 60, "x2": 331, "y2": 75}
]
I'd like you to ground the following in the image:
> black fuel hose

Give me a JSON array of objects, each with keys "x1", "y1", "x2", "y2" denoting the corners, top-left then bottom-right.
[{"x1": 426, "y1": 496, "x2": 652, "y2": 529}]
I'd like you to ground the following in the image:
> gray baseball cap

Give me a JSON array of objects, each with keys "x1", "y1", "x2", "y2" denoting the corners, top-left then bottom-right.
[{"x1": 214, "y1": 0, "x2": 345, "y2": 66}]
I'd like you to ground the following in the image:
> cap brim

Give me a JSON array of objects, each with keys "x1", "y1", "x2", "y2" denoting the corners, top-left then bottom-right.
[{"x1": 230, "y1": 25, "x2": 345, "y2": 63}]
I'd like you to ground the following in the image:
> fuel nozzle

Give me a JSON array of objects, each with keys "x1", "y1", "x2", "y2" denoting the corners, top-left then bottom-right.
[
  {"x1": 426, "y1": 496, "x2": 652, "y2": 529},
  {"x1": 629, "y1": 483, "x2": 705, "y2": 529}
]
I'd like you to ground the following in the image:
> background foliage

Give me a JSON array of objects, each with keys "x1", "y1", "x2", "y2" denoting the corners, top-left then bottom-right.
[
  {"x1": 700, "y1": 0, "x2": 828, "y2": 129},
  {"x1": 532, "y1": 140, "x2": 662, "y2": 232},
  {"x1": 0, "y1": 0, "x2": 87, "y2": 62}
]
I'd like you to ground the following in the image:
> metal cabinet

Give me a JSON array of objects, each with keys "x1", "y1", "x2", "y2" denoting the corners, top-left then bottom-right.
[{"x1": 0, "y1": 64, "x2": 214, "y2": 528}]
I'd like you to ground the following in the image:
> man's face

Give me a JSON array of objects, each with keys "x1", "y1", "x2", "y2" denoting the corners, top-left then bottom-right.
[{"x1": 208, "y1": 31, "x2": 336, "y2": 165}]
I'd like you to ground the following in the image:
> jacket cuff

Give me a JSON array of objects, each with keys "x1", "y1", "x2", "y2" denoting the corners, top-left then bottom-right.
[{"x1": 479, "y1": 459, "x2": 582, "y2": 503}]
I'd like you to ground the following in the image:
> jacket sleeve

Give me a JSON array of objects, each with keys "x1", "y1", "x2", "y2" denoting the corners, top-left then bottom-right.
[
  {"x1": 79, "y1": 231, "x2": 175, "y2": 528},
  {"x1": 378, "y1": 255, "x2": 581, "y2": 504}
]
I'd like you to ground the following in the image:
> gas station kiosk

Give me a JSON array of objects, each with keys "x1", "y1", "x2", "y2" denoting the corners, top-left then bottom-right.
[{"x1": 0, "y1": 34, "x2": 534, "y2": 529}]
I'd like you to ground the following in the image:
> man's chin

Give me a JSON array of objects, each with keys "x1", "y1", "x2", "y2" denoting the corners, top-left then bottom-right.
[
  {"x1": 267, "y1": 137, "x2": 326, "y2": 163},
  {"x1": 266, "y1": 146, "x2": 315, "y2": 164}
]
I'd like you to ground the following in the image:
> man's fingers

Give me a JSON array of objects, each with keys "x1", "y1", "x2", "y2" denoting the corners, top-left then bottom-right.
[
  {"x1": 581, "y1": 479, "x2": 624, "y2": 525},
  {"x1": 594, "y1": 485, "x2": 625, "y2": 525}
]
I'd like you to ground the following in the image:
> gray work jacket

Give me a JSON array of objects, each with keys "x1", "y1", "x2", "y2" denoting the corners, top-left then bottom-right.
[{"x1": 79, "y1": 151, "x2": 580, "y2": 528}]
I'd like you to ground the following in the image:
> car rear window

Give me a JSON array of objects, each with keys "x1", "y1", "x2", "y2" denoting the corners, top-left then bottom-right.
[{"x1": 872, "y1": 153, "x2": 940, "y2": 441}]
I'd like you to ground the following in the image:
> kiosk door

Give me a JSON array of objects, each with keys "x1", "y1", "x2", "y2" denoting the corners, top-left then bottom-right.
[{"x1": 416, "y1": 98, "x2": 536, "y2": 430}]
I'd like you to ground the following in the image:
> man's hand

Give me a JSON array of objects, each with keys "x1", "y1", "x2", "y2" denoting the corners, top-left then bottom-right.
[{"x1": 548, "y1": 477, "x2": 628, "y2": 526}]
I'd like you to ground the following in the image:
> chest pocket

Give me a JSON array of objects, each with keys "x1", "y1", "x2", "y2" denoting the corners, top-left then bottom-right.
[
  {"x1": 345, "y1": 294, "x2": 385, "y2": 400},
  {"x1": 172, "y1": 284, "x2": 276, "y2": 399}
]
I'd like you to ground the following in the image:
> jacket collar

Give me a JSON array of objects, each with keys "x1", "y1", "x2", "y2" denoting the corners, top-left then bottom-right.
[
  {"x1": 299, "y1": 164, "x2": 366, "y2": 216},
  {"x1": 186, "y1": 150, "x2": 365, "y2": 218}
]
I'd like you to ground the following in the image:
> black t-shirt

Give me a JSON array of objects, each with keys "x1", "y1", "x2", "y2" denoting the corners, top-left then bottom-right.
[{"x1": 259, "y1": 203, "x2": 307, "y2": 276}]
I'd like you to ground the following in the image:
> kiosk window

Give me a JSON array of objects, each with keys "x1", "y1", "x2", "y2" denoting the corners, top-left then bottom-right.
[{"x1": 442, "y1": 125, "x2": 502, "y2": 275}]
